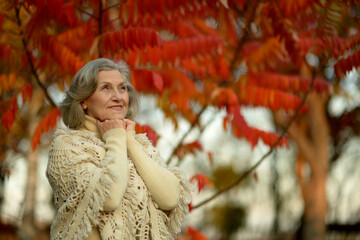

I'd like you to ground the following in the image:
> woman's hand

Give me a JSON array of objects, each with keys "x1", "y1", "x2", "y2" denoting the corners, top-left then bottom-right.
[
  {"x1": 123, "y1": 119, "x2": 136, "y2": 132},
  {"x1": 97, "y1": 119, "x2": 124, "y2": 138}
]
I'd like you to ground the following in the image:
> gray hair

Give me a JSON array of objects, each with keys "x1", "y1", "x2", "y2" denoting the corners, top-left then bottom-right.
[{"x1": 60, "y1": 58, "x2": 139, "y2": 129}]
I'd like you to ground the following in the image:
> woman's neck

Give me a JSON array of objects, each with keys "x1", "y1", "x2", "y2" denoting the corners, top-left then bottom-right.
[{"x1": 83, "y1": 115, "x2": 101, "y2": 138}]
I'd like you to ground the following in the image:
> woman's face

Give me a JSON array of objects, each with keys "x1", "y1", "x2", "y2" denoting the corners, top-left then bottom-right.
[{"x1": 82, "y1": 70, "x2": 129, "y2": 121}]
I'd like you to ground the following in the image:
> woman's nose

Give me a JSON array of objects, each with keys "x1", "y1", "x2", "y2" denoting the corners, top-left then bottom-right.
[{"x1": 111, "y1": 90, "x2": 122, "y2": 101}]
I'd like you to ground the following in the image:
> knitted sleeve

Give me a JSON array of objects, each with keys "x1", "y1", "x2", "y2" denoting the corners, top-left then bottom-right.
[
  {"x1": 127, "y1": 132, "x2": 180, "y2": 210},
  {"x1": 46, "y1": 128, "x2": 128, "y2": 240},
  {"x1": 134, "y1": 134, "x2": 193, "y2": 237}
]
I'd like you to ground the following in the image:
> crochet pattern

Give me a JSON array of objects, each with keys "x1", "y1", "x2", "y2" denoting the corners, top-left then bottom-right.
[{"x1": 46, "y1": 128, "x2": 192, "y2": 240}]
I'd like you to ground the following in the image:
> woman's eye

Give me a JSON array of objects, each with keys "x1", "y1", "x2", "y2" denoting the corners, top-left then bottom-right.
[
  {"x1": 119, "y1": 86, "x2": 128, "y2": 91},
  {"x1": 101, "y1": 85, "x2": 109, "y2": 90}
]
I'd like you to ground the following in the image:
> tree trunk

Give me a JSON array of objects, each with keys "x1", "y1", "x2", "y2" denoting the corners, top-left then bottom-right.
[
  {"x1": 300, "y1": 156, "x2": 327, "y2": 240},
  {"x1": 290, "y1": 92, "x2": 329, "y2": 240},
  {"x1": 275, "y1": 90, "x2": 329, "y2": 240}
]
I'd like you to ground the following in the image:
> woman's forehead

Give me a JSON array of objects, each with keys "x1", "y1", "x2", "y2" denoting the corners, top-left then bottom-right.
[{"x1": 97, "y1": 70, "x2": 126, "y2": 83}]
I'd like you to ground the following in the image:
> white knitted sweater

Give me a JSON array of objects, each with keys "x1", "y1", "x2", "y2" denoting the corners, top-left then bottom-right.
[{"x1": 46, "y1": 117, "x2": 192, "y2": 240}]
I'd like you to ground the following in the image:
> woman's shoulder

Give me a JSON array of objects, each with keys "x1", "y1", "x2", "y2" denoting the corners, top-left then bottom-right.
[{"x1": 51, "y1": 128, "x2": 104, "y2": 149}]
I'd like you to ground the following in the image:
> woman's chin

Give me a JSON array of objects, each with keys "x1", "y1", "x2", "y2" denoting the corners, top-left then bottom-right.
[{"x1": 100, "y1": 115, "x2": 126, "y2": 121}]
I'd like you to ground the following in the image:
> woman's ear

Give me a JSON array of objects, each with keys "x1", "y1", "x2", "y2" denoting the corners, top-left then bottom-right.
[{"x1": 81, "y1": 101, "x2": 87, "y2": 110}]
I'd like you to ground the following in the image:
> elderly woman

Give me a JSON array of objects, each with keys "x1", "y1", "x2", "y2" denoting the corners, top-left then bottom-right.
[{"x1": 46, "y1": 58, "x2": 192, "y2": 240}]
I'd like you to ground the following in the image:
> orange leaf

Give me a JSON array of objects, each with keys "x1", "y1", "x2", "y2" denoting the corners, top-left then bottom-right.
[
  {"x1": 210, "y1": 87, "x2": 238, "y2": 108},
  {"x1": 217, "y1": 56, "x2": 230, "y2": 81},
  {"x1": 151, "y1": 72, "x2": 164, "y2": 93},
  {"x1": 62, "y1": 2, "x2": 80, "y2": 27},
  {"x1": 0, "y1": 44, "x2": 11, "y2": 61},
  {"x1": 135, "y1": 123, "x2": 159, "y2": 146},
  {"x1": 20, "y1": 84, "x2": 33, "y2": 103},
  {"x1": 253, "y1": 172, "x2": 258, "y2": 182},
  {"x1": 186, "y1": 226, "x2": 208, "y2": 240},
  {"x1": 41, "y1": 35, "x2": 85, "y2": 74},
  {"x1": 2, "y1": 98, "x2": 18, "y2": 131},
  {"x1": 175, "y1": 141, "x2": 202, "y2": 159},
  {"x1": 31, "y1": 108, "x2": 61, "y2": 150},
  {"x1": 132, "y1": 69, "x2": 163, "y2": 94},
  {"x1": 188, "y1": 203, "x2": 193, "y2": 212},
  {"x1": 102, "y1": 27, "x2": 164, "y2": 54},
  {"x1": 207, "y1": 152, "x2": 214, "y2": 165},
  {"x1": 147, "y1": 46, "x2": 162, "y2": 66},
  {"x1": 190, "y1": 173, "x2": 212, "y2": 192},
  {"x1": 0, "y1": 14, "x2": 4, "y2": 27},
  {"x1": 172, "y1": 20, "x2": 202, "y2": 38},
  {"x1": 226, "y1": 104, "x2": 289, "y2": 148},
  {"x1": 47, "y1": 0, "x2": 64, "y2": 21},
  {"x1": 239, "y1": 84, "x2": 307, "y2": 113},
  {"x1": 248, "y1": 72, "x2": 329, "y2": 93},
  {"x1": 0, "y1": 74, "x2": 9, "y2": 93},
  {"x1": 334, "y1": 48, "x2": 360, "y2": 78}
]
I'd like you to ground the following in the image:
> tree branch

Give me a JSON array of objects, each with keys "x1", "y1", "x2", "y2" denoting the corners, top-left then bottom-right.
[
  {"x1": 14, "y1": 7, "x2": 56, "y2": 107},
  {"x1": 103, "y1": 2, "x2": 121, "y2": 12},
  {"x1": 229, "y1": 0, "x2": 258, "y2": 72},
  {"x1": 166, "y1": 105, "x2": 207, "y2": 165},
  {"x1": 287, "y1": 121, "x2": 315, "y2": 164},
  {"x1": 175, "y1": 112, "x2": 218, "y2": 167},
  {"x1": 75, "y1": 6, "x2": 98, "y2": 20},
  {"x1": 103, "y1": 16, "x2": 121, "y2": 28},
  {"x1": 192, "y1": 60, "x2": 318, "y2": 210},
  {"x1": 307, "y1": 93, "x2": 329, "y2": 149},
  {"x1": 2, "y1": 13, "x2": 17, "y2": 23},
  {"x1": 166, "y1": 3, "x2": 259, "y2": 166}
]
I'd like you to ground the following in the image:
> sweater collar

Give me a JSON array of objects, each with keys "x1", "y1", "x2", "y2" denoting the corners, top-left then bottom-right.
[{"x1": 83, "y1": 115, "x2": 101, "y2": 138}]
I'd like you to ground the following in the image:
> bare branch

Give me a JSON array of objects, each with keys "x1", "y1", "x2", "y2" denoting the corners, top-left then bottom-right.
[
  {"x1": 176, "y1": 112, "x2": 218, "y2": 166},
  {"x1": 0, "y1": 27, "x2": 20, "y2": 36},
  {"x1": 2, "y1": 13, "x2": 17, "y2": 23},
  {"x1": 166, "y1": 105, "x2": 207, "y2": 165},
  {"x1": 229, "y1": 0, "x2": 258, "y2": 71},
  {"x1": 75, "y1": 6, "x2": 98, "y2": 20},
  {"x1": 192, "y1": 60, "x2": 317, "y2": 210},
  {"x1": 103, "y1": 16, "x2": 121, "y2": 27},
  {"x1": 14, "y1": 7, "x2": 56, "y2": 108},
  {"x1": 165, "y1": 3, "x2": 259, "y2": 166},
  {"x1": 103, "y1": 2, "x2": 121, "y2": 12}
]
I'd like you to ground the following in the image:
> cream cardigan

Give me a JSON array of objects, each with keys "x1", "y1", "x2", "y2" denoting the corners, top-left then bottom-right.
[{"x1": 46, "y1": 116, "x2": 192, "y2": 239}]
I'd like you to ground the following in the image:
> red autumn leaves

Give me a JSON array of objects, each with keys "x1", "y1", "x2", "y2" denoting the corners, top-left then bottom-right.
[{"x1": 1, "y1": 74, "x2": 33, "y2": 131}]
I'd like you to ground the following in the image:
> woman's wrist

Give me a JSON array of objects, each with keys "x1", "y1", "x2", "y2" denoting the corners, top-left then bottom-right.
[{"x1": 103, "y1": 127, "x2": 127, "y2": 141}]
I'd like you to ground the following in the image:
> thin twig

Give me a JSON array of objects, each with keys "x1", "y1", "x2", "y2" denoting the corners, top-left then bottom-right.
[
  {"x1": 229, "y1": 0, "x2": 258, "y2": 71},
  {"x1": 165, "y1": 3, "x2": 259, "y2": 165},
  {"x1": 75, "y1": 6, "x2": 98, "y2": 20},
  {"x1": 192, "y1": 61, "x2": 317, "y2": 210},
  {"x1": 14, "y1": 7, "x2": 56, "y2": 107},
  {"x1": 2, "y1": 13, "x2": 17, "y2": 23},
  {"x1": 103, "y1": 2, "x2": 121, "y2": 12},
  {"x1": 0, "y1": 27, "x2": 20, "y2": 36},
  {"x1": 103, "y1": 16, "x2": 122, "y2": 28},
  {"x1": 176, "y1": 112, "x2": 218, "y2": 167},
  {"x1": 166, "y1": 105, "x2": 208, "y2": 165}
]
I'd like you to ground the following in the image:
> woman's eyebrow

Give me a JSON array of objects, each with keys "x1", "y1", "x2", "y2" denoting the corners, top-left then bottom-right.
[
  {"x1": 98, "y1": 81, "x2": 126, "y2": 86},
  {"x1": 98, "y1": 81, "x2": 111, "y2": 86}
]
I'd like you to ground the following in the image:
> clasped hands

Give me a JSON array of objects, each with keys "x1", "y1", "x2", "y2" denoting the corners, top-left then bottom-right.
[{"x1": 97, "y1": 118, "x2": 135, "y2": 138}]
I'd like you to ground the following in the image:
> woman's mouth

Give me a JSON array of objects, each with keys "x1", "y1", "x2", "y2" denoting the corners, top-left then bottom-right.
[{"x1": 109, "y1": 105, "x2": 123, "y2": 111}]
